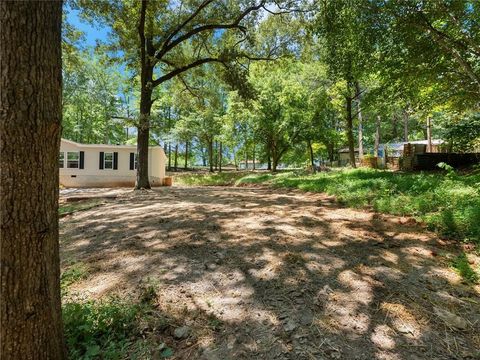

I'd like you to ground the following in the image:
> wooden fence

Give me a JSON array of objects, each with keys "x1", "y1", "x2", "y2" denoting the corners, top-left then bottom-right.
[
  {"x1": 400, "y1": 143, "x2": 480, "y2": 170},
  {"x1": 413, "y1": 153, "x2": 480, "y2": 170}
]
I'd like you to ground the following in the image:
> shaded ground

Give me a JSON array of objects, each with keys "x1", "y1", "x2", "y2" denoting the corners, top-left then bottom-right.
[{"x1": 60, "y1": 186, "x2": 480, "y2": 360}]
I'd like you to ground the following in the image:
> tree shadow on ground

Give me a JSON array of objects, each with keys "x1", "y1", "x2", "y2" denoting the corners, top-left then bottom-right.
[{"x1": 60, "y1": 186, "x2": 480, "y2": 360}]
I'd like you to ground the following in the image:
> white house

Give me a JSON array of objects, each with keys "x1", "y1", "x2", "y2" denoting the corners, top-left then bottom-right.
[{"x1": 59, "y1": 139, "x2": 167, "y2": 187}]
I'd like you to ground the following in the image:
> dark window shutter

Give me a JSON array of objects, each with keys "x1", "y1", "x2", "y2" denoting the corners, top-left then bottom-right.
[
  {"x1": 99, "y1": 152, "x2": 104, "y2": 169},
  {"x1": 79, "y1": 151, "x2": 85, "y2": 169},
  {"x1": 113, "y1": 152, "x2": 118, "y2": 170},
  {"x1": 129, "y1": 152, "x2": 135, "y2": 170}
]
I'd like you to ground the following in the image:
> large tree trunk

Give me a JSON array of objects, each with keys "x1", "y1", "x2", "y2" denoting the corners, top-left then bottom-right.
[
  {"x1": 136, "y1": 0, "x2": 153, "y2": 189},
  {"x1": 137, "y1": 109, "x2": 152, "y2": 189},
  {"x1": 355, "y1": 82, "x2": 364, "y2": 161},
  {"x1": 345, "y1": 96, "x2": 356, "y2": 168},
  {"x1": 1, "y1": 2, "x2": 66, "y2": 358},
  {"x1": 267, "y1": 154, "x2": 272, "y2": 170}
]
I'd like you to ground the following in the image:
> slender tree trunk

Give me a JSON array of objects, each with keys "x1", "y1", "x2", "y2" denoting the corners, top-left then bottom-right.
[
  {"x1": 245, "y1": 144, "x2": 248, "y2": 170},
  {"x1": 427, "y1": 116, "x2": 432, "y2": 152},
  {"x1": 219, "y1": 142, "x2": 222, "y2": 172},
  {"x1": 308, "y1": 140, "x2": 315, "y2": 173},
  {"x1": 214, "y1": 141, "x2": 218, "y2": 171},
  {"x1": 208, "y1": 140, "x2": 214, "y2": 172},
  {"x1": 267, "y1": 154, "x2": 272, "y2": 170},
  {"x1": 374, "y1": 115, "x2": 381, "y2": 157},
  {"x1": 252, "y1": 142, "x2": 256, "y2": 170},
  {"x1": 355, "y1": 82, "x2": 364, "y2": 162},
  {"x1": 201, "y1": 146, "x2": 207, "y2": 167},
  {"x1": 345, "y1": 96, "x2": 356, "y2": 168},
  {"x1": 403, "y1": 110, "x2": 409, "y2": 142},
  {"x1": 168, "y1": 142, "x2": 172, "y2": 170},
  {"x1": 1, "y1": 2, "x2": 66, "y2": 358},
  {"x1": 392, "y1": 114, "x2": 398, "y2": 140},
  {"x1": 184, "y1": 141, "x2": 189, "y2": 170},
  {"x1": 174, "y1": 143, "x2": 178, "y2": 171}
]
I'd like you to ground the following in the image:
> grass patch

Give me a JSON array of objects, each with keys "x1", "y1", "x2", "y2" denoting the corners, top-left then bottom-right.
[
  {"x1": 63, "y1": 298, "x2": 163, "y2": 359},
  {"x1": 451, "y1": 252, "x2": 479, "y2": 284},
  {"x1": 59, "y1": 200, "x2": 103, "y2": 216},
  {"x1": 174, "y1": 171, "x2": 251, "y2": 186},
  {"x1": 61, "y1": 262, "x2": 89, "y2": 292},
  {"x1": 179, "y1": 168, "x2": 480, "y2": 243},
  {"x1": 63, "y1": 282, "x2": 170, "y2": 359}
]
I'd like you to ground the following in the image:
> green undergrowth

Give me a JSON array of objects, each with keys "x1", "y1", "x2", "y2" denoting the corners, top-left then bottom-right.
[
  {"x1": 61, "y1": 262, "x2": 89, "y2": 293},
  {"x1": 179, "y1": 168, "x2": 480, "y2": 243},
  {"x1": 59, "y1": 200, "x2": 103, "y2": 216},
  {"x1": 174, "y1": 171, "x2": 251, "y2": 186},
  {"x1": 62, "y1": 281, "x2": 171, "y2": 359},
  {"x1": 451, "y1": 252, "x2": 479, "y2": 284}
]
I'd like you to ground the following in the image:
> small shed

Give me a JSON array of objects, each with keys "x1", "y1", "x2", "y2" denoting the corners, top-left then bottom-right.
[
  {"x1": 338, "y1": 148, "x2": 360, "y2": 166},
  {"x1": 59, "y1": 139, "x2": 167, "y2": 187}
]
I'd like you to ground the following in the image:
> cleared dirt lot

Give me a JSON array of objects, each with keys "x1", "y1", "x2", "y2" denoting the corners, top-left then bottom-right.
[{"x1": 60, "y1": 186, "x2": 480, "y2": 360}]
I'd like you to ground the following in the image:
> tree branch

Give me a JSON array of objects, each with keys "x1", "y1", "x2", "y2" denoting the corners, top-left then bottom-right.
[
  {"x1": 154, "y1": 1, "x2": 266, "y2": 62},
  {"x1": 162, "y1": 0, "x2": 215, "y2": 48},
  {"x1": 152, "y1": 57, "x2": 226, "y2": 87},
  {"x1": 138, "y1": 0, "x2": 147, "y2": 84}
]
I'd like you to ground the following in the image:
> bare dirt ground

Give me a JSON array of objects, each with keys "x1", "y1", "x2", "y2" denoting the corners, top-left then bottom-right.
[{"x1": 60, "y1": 186, "x2": 480, "y2": 360}]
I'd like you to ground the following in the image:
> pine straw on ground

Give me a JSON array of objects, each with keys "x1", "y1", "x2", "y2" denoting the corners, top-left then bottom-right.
[{"x1": 60, "y1": 186, "x2": 480, "y2": 360}]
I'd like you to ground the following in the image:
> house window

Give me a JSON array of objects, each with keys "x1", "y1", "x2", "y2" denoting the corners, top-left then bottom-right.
[
  {"x1": 129, "y1": 152, "x2": 138, "y2": 170},
  {"x1": 59, "y1": 152, "x2": 65, "y2": 168},
  {"x1": 67, "y1": 152, "x2": 79, "y2": 168},
  {"x1": 104, "y1": 152, "x2": 113, "y2": 169}
]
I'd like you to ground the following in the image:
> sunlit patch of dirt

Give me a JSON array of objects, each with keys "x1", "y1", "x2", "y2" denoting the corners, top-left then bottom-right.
[{"x1": 60, "y1": 186, "x2": 480, "y2": 360}]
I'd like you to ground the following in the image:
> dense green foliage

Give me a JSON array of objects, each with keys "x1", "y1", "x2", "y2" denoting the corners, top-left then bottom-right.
[{"x1": 64, "y1": 1, "x2": 480, "y2": 170}]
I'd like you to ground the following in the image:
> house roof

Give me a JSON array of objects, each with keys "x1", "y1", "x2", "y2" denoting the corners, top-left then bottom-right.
[
  {"x1": 339, "y1": 148, "x2": 360, "y2": 153},
  {"x1": 379, "y1": 139, "x2": 445, "y2": 151},
  {"x1": 61, "y1": 138, "x2": 163, "y2": 149}
]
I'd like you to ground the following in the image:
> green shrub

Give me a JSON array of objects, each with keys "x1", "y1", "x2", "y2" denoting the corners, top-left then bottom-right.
[
  {"x1": 451, "y1": 252, "x2": 479, "y2": 284},
  {"x1": 63, "y1": 296, "x2": 163, "y2": 359}
]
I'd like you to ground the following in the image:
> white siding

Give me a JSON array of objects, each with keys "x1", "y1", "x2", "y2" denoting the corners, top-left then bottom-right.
[{"x1": 59, "y1": 139, "x2": 167, "y2": 187}]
